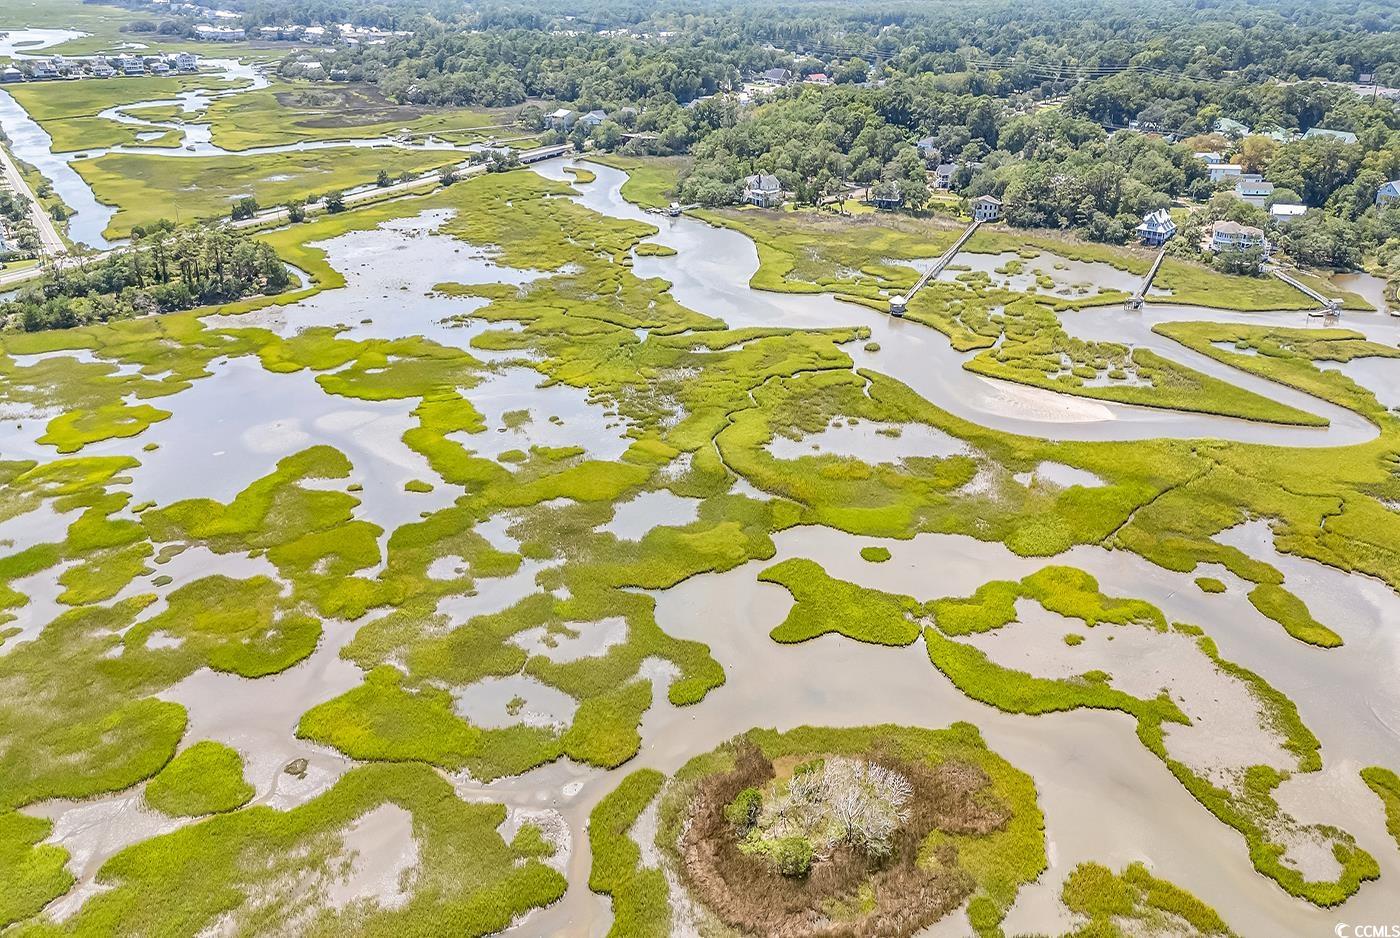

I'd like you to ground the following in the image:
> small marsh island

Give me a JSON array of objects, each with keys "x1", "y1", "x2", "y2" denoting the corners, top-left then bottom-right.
[{"x1": 0, "y1": 0, "x2": 1397, "y2": 936}]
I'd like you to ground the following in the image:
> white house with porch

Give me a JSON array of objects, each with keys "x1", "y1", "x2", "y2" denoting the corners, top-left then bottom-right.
[
  {"x1": 742, "y1": 174, "x2": 783, "y2": 208},
  {"x1": 971, "y1": 194, "x2": 1002, "y2": 222},
  {"x1": 1135, "y1": 209, "x2": 1176, "y2": 246},
  {"x1": 1208, "y1": 220, "x2": 1268, "y2": 256}
]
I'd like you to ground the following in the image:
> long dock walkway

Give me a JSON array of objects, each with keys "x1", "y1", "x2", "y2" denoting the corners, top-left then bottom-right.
[
  {"x1": 1126, "y1": 246, "x2": 1167, "y2": 309},
  {"x1": 1270, "y1": 266, "x2": 1341, "y2": 315},
  {"x1": 891, "y1": 219, "x2": 981, "y2": 314}
]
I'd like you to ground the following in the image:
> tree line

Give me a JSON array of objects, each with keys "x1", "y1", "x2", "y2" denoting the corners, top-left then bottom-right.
[{"x1": 1, "y1": 221, "x2": 291, "y2": 333}]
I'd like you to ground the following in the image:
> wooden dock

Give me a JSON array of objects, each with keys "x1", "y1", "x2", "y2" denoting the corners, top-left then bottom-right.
[
  {"x1": 890, "y1": 219, "x2": 981, "y2": 315},
  {"x1": 1270, "y1": 267, "x2": 1341, "y2": 316},
  {"x1": 1125, "y1": 246, "x2": 1167, "y2": 310}
]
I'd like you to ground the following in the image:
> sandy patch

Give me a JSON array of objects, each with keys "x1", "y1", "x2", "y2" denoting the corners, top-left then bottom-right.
[
  {"x1": 325, "y1": 804, "x2": 419, "y2": 911},
  {"x1": 32, "y1": 792, "x2": 188, "y2": 921},
  {"x1": 974, "y1": 377, "x2": 1116, "y2": 423},
  {"x1": 966, "y1": 600, "x2": 1295, "y2": 788},
  {"x1": 511, "y1": 617, "x2": 628, "y2": 662},
  {"x1": 498, "y1": 806, "x2": 571, "y2": 874}
]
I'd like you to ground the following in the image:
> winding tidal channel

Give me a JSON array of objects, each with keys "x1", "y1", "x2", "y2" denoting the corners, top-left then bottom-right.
[{"x1": 2, "y1": 44, "x2": 1399, "y2": 933}]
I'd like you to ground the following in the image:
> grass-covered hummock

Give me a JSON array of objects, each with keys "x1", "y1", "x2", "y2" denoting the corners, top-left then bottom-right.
[
  {"x1": 653, "y1": 723, "x2": 1046, "y2": 938},
  {"x1": 760, "y1": 556, "x2": 922, "y2": 645},
  {"x1": 1195, "y1": 576, "x2": 1227, "y2": 593},
  {"x1": 580, "y1": 154, "x2": 687, "y2": 209},
  {"x1": 144, "y1": 740, "x2": 254, "y2": 817},
  {"x1": 588, "y1": 768, "x2": 670, "y2": 938},
  {"x1": 1061, "y1": 861, "x2": 1236, "y2": 936},
  {"x1": 0, "y1": 812, "x2": 73, "y2": 928},
  {"x1": 23, "y1": 763, "x2": 566, "y2": 935},
  {"x1": 1360, "y1": 766, "x2": 1400, "y2": 851}
]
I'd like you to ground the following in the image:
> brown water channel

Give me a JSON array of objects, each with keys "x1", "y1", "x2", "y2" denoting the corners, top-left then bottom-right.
[
  {"x1": 15, "y1": 160, "x2": 1400, "y2": 935},
  {"x1": 544, "y1": 161, "x2": 1377, "y2": 448}
]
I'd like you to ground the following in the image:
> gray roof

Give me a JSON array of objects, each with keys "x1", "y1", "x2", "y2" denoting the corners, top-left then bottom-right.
[
  {"x1": 744, "y1": 173, "x2": 781, "y2": 191},
  {"x1": 1211, "y1": 220, "x2": 1264, "y2": 237},
  {"x1": 1304, "y1": 127, "x2": 1358, "y2": 144}
]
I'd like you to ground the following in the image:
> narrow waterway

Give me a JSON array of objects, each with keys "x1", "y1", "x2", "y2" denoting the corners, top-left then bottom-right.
[
  {"x1": 3, "y1": 111, "x2": 1397, "y2": 935},
  {"x1": 539, "y1": 161, "x2": 1380, "y2": 448}
]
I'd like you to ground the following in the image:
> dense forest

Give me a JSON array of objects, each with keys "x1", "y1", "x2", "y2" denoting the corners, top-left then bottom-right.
[
  {"x1": 1, "y1": 222, "x2": 290, "y2": 332},
  {"x1": 276, "y1": 2, "x2": 1400, "y2": 107},
  {"x1": 99, "y1": 0, "x2": 1400, "y2": 279}
]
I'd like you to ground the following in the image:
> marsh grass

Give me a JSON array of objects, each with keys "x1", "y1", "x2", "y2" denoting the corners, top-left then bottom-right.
[{"x1": 144, "y1": 740, "x2": 254, "y2": 817}]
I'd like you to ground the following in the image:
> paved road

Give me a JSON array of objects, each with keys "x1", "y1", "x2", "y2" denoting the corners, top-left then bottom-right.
[
  {"x1": 0, "y1": 144, "x2": 66, "y2": 258},
  {"x1": 231, "y1": 158, "x2": 489, "y2": 230}
]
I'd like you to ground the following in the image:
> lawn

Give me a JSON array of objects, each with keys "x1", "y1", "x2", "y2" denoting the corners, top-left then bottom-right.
[{"x1": 71, "y1": 146, "x2": 464, "y2": 236}]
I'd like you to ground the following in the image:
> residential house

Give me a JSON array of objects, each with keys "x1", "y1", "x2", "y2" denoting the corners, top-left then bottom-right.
[
  {"x1": 760, "y1": 67, "x2": 792, "y2": 84},
  {"x1": 742, "y1": 174, "x2": 783, "y2": 208},
  {"x1": 616, "y1": 105, "x2": 639, "y2": 123},
  {"x1": 971, "y1": 194, "x2": 1002, "y2": 222},
  {"x1": 89, "y1": 62, "x2": 115, "y2": 78},
  {"x1": 174, "y1": 52, "x2": 198, "y2": 72},
  {"x1": 192, "y1": 24, "x2": 245, "y2": 41},
  {"x1": 1255, "y1": 125, "x2": 1295, "y2": 143},
  {"x1": 29, "y1": 62, "x2": 58, "y2": 80},
  {"x1": 0, "y1": 66, "x2": 22, "y2": 83},
  {"x1": 121, "y1": 57, "x2": 146, "y2": 76},
  {"x1": 1135, "y1": 208, "x2": 1176, "y2": 246},
  {"x1": 547, "y1": 108, "x2": 578, "y2": 131},
  {"x1": 916, "y1": 136, "x2": 940, "y2": 163},
  {"x1": 1303, "y1": 127, "x2": 1358, "y2": 145},
  {"x1": 1208, "y1": 220, "x2": 1268, "y2": 256},
  {"x1": 870, "y1": 182, "x2": 904, "y2": 210},
  {"x1": 933, "y1": 162, "x2": 957, "y2": 190},
  {"x1": 1376, "y1": 180, "x2": 1400, "y2": 207},
  {"x1": 1234, "y1": 177, "x2": 1274, "y2": 207},
  {"x1": 1214, "y1": 117, "x2": 1251, "y2": 138},
  {"x1": 149, "y1": 60, "x2": 171, "y2": 76},
  {"x1": 1192, "y1": 151, "x2": 1224, "y2": 164},
  {"x1": 803, "y1": 72, "x2": 831, "y2": 85},
  {"x1": 1206, "y1": 162, "x2": 1243, "y2": 183},
  {"x1": 578, "y1": 109, "x2": 607, "y2": 130},
  {"x1": 1269, "y1": 203, "x2": 1308, "y2": 223}
]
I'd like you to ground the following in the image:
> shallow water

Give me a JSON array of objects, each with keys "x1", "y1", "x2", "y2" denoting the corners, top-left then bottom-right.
[
  {"x1": 599, "y1": 490, "x2": 701, "y2": 540},
  {"x1": 1012, "y1": 460, "x2": 1103, "y2": 488},
  {"x1": 1318, "y1": 355, "x2": 1400, "y2": 410},
  {"x1": 513, "y1": 523, "x2": 1400, "y2": 936},
  {"x1": 453, "y1": 674, "x2": 578, "y2": 730},
  {"x1": 940, "y1": 248, "x2": 1147, "y2": 297},
  {"x1": 768, "y1": 419, "x2": 969, "y2": 463},
  {"x1": 9, "y1": 154, "x2": 1400, "y2": 935},
  {"x1": 563, "y1": 162, "x2": 1365, "y2": 448}
]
